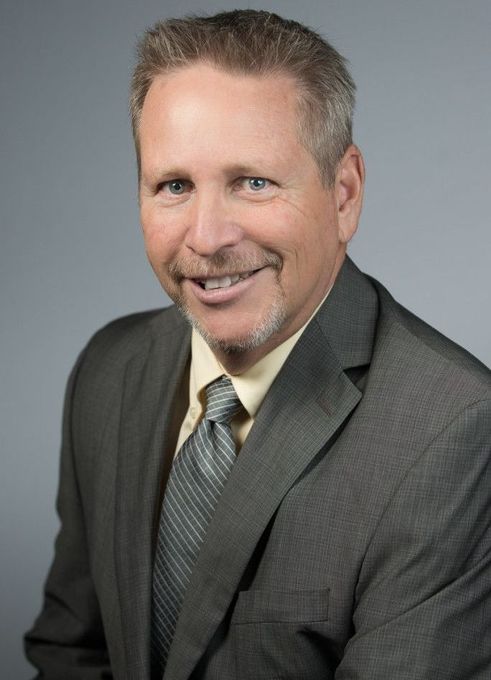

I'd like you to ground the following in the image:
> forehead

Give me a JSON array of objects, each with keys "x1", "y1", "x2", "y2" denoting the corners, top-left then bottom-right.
[
  {"x1": 142, "y1": 62, "x2": 301, "y2": 124},
  {"x1": 138, "y1": 64, "x2": 309, "y2": 174}
]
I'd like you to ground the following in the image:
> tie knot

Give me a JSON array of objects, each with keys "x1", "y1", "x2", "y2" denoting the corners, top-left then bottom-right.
[{"x1": 205, "y1": 376, "x2": 242, "y2": 424}]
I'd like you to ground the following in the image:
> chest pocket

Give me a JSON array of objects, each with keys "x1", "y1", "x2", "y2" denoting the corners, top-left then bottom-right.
[
  {"x1": 232, "y1": 587, "x2": 330, "y2": 624},
  {"x1": 230, "y1": 588, "x2": 334, "y2": 680}
]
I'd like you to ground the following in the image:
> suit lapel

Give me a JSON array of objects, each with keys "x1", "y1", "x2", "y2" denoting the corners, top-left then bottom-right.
[
  {"x1": 164, "y1": 258, "x2": 379, "y2": 680},
  {"x1": 114, "y1": 310, "x2": 191, "y2": 679}
]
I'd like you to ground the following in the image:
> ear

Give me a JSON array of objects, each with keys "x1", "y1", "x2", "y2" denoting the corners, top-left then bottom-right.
[{"x1": 335, "y1": 145, "x2": 365, "y2": 243}]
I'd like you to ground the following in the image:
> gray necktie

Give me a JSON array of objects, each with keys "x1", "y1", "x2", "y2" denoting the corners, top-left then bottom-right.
[{"x1": 151, "y1": 376, "x2": 242, "y2": 674}]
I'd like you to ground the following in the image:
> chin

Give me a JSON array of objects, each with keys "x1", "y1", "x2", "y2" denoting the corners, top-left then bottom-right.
[{"x1": 177, "y1": 297, "x2": 288, "y2": 356}]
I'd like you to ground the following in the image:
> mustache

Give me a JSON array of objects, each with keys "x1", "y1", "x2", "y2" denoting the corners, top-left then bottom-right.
[{"x1": 168, "y1": 250, "x2": 282, "y2": 281}]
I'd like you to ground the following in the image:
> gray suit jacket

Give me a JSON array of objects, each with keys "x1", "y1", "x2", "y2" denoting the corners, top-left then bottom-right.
[{"x1": 25, "y1": 258, "x2": 491, "y2": 679}]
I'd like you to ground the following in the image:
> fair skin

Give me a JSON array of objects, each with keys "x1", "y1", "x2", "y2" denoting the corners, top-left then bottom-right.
[{"x1": 139, "y1": 63, "x2": 364, "y2": 374}]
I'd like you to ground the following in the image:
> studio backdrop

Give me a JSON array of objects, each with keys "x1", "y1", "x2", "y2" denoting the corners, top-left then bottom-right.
[{"x1": 1, "y1": 1, "x2": 489, "y2": 676}]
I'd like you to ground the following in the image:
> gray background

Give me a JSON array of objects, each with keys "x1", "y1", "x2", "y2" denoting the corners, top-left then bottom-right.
[{"x1": 1, "y1": 0, "x2": 489, "y2": 676}]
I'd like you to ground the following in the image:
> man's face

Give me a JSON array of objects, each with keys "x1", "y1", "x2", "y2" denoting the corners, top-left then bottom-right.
[{"x1": 139, "y1": 64, "x2": 357, "y2": 367}]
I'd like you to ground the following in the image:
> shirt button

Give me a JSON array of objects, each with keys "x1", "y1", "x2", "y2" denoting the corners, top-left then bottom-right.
[{"x1": 190, "y1": 407, "x2": 197, "y2": 417}]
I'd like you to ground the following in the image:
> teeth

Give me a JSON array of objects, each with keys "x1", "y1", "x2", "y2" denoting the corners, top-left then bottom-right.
[
  {"x1": 202, "y1": 272, "x2": 252, "y2": 290},
  {"x1": 204, "y1": 275, "x2": 232, "y2": 290}
]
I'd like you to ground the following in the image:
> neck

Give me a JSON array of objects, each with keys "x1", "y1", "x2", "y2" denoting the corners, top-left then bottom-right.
[{"x1": 213, "y1": 344, "x2": 270, "y2": 375}]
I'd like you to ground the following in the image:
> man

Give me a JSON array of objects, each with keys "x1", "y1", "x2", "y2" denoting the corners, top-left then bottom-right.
[{"x1": 25, "y1": 10, "x2": 490, "y2": 679}]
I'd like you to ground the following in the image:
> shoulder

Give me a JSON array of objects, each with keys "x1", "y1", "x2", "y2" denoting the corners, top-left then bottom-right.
[
  {"x1": 372, "y1": 276, "x2": 489, "y2": 381},
  {"x1": 366, "y1": 274, "x2": 490, "y2": 430},
  {"x1": 83, "y1": 304, "x2": 187, "y2": 363},
  {"x1": 70, "y1": 305, "x2": 189, "y2": 395}
]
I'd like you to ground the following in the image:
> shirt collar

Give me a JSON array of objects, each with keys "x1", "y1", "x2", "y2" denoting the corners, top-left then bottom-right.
[{"x1": 189, "y1": 285, "x2": 332, "y2": 418}]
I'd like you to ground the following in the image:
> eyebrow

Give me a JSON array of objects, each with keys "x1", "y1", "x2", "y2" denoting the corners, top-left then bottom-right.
[
  {"x1": 145, "y1": 162, "x2": 274, "y2": 183},
  {"x1": 144, "y1": 167, "x2": 188, "y2": 181},
  {"x1": 223, "y1": 163, "x2": 270, "y2": 176}
]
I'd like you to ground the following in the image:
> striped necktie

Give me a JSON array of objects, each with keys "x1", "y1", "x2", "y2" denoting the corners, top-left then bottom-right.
[{"x1": 151, "y1": 376, "x2": 242, "y2": 674}]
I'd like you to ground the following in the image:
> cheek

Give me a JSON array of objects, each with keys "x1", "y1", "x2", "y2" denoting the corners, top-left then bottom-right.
[
  {"x1": 279, "y1": 221, "x2": 337, "y2": 283},
  {"x1": 246, "y1": 204, "x2": 301, "y2": 256},
  {"x1": 141, "y1": 213, "x2": 182, "y2": 263}
]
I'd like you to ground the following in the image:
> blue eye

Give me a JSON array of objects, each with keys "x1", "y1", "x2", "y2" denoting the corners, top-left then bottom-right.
[
  {"x1": 248, "y1": 177, "x2": 267, "y2": 191},
  {"x1": 167, "y1": 180, "x2": 186, "y2": 194}
]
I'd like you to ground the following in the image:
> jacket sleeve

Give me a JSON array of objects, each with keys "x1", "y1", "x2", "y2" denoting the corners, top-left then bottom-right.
[
  {"x1": 335, "y1": 398, "x2": 491, "y2": 679},
  {"x1": 24, "y1": 351, "x2": 113, "y2": 679}
]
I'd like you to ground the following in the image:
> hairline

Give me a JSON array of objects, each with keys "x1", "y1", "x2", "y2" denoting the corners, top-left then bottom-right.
[{"x1": 132, "y1": 60, "x2": 340, "y2": 188}]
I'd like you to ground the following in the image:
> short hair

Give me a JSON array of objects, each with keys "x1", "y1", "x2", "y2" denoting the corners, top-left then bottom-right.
[{"x1": 130, "y1": 9, "x2": 355, "y2": 186}]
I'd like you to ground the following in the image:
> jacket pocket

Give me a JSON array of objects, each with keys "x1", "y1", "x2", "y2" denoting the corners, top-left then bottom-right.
[
  {"x1": 232, "y1": 587, "x2": 330, "y2": 624},
  {"x1": 230, "y1": 588, "x2": 333, "y2": 680}
]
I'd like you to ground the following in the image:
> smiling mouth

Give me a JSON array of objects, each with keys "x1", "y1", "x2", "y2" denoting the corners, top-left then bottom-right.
[{"x1": 194, "y1": 269, "x2": 262, "y2": 290}]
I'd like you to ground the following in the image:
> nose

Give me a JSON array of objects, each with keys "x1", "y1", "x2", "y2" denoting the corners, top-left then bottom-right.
[{"x1": 184, "y1": 190, "x2": 243, "y2": 257}]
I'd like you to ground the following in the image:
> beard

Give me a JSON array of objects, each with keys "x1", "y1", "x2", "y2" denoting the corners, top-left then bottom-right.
[
  {"x1": 175, "y1": 287, "x2": 287, "y2": 355},
  {"x1": 166, "y1": 249, "x2": 286, "y2": 355}
]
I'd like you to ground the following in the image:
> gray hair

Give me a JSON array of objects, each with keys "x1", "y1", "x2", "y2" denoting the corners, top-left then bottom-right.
[{"x1": 130, "y1": 9, "x2": 355, "y2": 186}]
